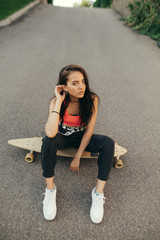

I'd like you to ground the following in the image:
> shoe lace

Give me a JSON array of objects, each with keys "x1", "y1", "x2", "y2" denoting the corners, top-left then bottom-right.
[
  {"x1": 93, "y1": 194, "x2": 106, "y2": 208},
  {"x1": 42, "y1": 191, "x2": 54, "y2": 204}
]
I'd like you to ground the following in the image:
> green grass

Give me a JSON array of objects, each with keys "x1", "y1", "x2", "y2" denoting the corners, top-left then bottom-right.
[
  {"x1": 119, "y1": 17, "x2": 125, "y2": 21},
  {"x1": 0, "y1": 0, "x2": 35, "y2": 21}
]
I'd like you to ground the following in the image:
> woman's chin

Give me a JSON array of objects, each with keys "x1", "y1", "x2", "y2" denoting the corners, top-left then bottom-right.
[
  {"x1": 77, "y1": 94, "x2": 84, "y2": 98},
  {"x1": 78, "y1": 92, "x2": 85, "y2": 98},
  {"x1": 70, "y1": 93, "x2": 84, "y2": 99}
]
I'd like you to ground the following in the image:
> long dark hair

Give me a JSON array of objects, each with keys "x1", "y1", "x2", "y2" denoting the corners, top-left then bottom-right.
[{"x1": 56, "y1": 64, "x2": 99, "y2": 126}]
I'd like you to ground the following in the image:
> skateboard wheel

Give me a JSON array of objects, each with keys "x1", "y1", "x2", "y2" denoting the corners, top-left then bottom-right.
[
  {"x1": 114, "y1": 158, "x2": 123, "y2": 169},
  {"x1": 25, "y1": 153, "x2": 34, "y2": 163}
]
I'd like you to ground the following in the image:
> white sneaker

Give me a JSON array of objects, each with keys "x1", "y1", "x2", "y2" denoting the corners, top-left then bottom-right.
[
  {"x1": 90, "y1": 187, "x2": 106, "y2": 224},
  {"x1": 42, "y1": 186, "x2": 57, "y2": 220}
]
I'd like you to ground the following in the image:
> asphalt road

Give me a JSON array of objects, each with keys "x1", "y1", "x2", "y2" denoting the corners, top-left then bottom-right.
[{"x1": 0, "y1": 3, "x2": 160, "y2": 240}]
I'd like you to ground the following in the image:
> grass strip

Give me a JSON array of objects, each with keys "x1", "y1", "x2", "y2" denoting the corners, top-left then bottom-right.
[{"x1": 0, "y1": 0, "x2": 35, "y2": 21}]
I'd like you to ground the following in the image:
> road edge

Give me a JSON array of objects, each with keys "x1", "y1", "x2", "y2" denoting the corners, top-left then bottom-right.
[{"x1": 0, "y1": 0, "x2": 41, "y2": 28}]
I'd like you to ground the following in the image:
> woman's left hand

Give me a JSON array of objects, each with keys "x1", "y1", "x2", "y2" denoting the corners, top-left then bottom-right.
[{"x1": 70, "y1": 156, "x2": 80, "y2": 172}]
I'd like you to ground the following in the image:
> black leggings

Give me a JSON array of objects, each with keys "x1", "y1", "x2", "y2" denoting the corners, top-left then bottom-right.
[{"x1": 41, "y1": 130, "x2": 114, "y2": 181}]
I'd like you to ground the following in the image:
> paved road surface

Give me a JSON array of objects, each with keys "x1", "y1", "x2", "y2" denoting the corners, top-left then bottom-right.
[{"x1": 0, "y1": 3, "x2": 160, "y2": 240}]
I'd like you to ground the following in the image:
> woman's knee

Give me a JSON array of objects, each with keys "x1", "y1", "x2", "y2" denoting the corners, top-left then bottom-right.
[
  {"x1": 102, "y1": 135, "x2": 114, "y2": 146},
  {"x1": 42, "y1": 135, "x2": 57, "y2": 148},
  {"x1": 43, "y1": 135, "x2": 57, "y2": 142},
  {"x1": 102, "y1": 136, "x2": 115, "y2": 153}
]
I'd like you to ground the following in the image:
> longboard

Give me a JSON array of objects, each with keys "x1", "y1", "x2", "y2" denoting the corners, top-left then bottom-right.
[{"x1": 8, "y1": 137, "x2": 127, "y2": 169}]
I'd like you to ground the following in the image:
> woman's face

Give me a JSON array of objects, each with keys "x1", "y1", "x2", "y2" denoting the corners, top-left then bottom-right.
[{"x1": 65, "y1": 71, "x2": 86, "y2": 99}]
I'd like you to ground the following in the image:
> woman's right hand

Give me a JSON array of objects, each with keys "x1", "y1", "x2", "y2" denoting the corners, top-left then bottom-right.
[{"x1": 55, "y1": 85, "x2": 66, "y2": 103}]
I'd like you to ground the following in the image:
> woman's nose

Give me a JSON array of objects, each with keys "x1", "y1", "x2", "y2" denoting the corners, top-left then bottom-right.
[{"x1": 78, "y1": 83, "x2": 83, "y2": 89}]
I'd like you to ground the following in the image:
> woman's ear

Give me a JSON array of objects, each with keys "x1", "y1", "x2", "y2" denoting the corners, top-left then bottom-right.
[{"x1": 64, "y1": 86, "x2": 68, "y2": 92}]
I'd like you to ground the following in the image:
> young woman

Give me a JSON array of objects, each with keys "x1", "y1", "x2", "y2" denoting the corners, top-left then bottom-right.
[{"x1": 41, "y1": 64, "x2": 114, "y2": 224}]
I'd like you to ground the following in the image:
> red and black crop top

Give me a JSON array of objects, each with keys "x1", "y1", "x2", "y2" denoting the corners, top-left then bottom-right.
[{"x1": 60, "y1": 108, "x2": 82, "y2": 127}]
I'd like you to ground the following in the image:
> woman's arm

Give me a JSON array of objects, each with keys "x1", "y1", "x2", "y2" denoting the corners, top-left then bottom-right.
[
  {"x1": 70, "y1": 96, "x2": 99, "y2": 171},
  {"x1": 45, "y1": 98, "x2": 61, "y2": 138},
  {"x1": 45, "y1": 86, "x2": 66, "y2": 138}
]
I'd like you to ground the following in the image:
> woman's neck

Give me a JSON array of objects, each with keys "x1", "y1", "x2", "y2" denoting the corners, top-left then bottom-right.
[{"x1": 69, "y1": 95, "x2": 79, "y2": 103}]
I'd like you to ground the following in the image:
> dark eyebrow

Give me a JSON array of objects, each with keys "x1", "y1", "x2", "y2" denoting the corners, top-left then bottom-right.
[{"x1": 72, "y1": 79, "x2": 85, "y2": 82}]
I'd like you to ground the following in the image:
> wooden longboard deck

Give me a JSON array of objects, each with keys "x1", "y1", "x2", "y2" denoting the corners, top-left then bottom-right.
[{"x1": 8, "y1": 137, "x2": 127, "y2": 158}]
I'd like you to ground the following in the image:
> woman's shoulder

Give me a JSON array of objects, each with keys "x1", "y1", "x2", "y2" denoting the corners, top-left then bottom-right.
[
  {"x1": 91, "y1": 94, "x2": 99, "y2": 113},
  {"x1": 92, "y1": 94, "x2": 99, "y2": 104}
]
